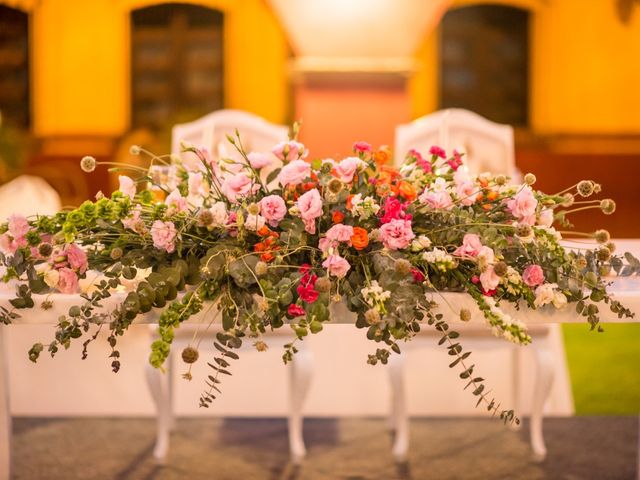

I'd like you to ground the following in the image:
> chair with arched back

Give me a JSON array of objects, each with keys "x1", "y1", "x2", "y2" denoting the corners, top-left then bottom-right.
[
  {"x1": 394, "y1": 108, "x2": 521, "y2": 182},
  {"x1": 148, "y1": 110, "x2": 315, "y2": 464},
  {"x1": 390, "y1": 109, "x2": 571, "y2": 462}
]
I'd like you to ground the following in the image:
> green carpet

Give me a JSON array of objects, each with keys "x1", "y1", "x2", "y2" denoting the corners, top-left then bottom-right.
[{"x1": 563, "y1": 323, "x2": 640, "y2": 415}]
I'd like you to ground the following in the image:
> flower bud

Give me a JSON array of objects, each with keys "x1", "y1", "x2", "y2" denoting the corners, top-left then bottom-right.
[
  {"x1": 494, "y1": 174, "x2": 507, "y2": 186},
  {"x1": 315, "y1": 276, "x2": 331, "y2": 293},
  {"x1": 38, "y1": 243, "x2": 53, "y2": 257},
  {"x1": 129, "y1": 145, "x2": 141, "y2": 156},
  {"x1": 596, "y1": 248, "x2": 611, "y2": 262},
  {"x1": 459, "y1": 308, "x2": 471, "y2": 322},
  {"x1": 110, "y1": 247, "x2": 123, "y2": 260}
]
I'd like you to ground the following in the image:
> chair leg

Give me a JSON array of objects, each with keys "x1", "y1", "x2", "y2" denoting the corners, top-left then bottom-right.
[
  {"x1": 530, "y1": 338, "x2": 554, "y2": 462},
  {"x1": 288, "y1": 340, "x2": 314, "y2": 464},
  {"x1": 0, "y1": 326, "x2": 11, "y2": 480},
  {"x1": 388, "y1": 353, "x2": 409, "y2": 462},
  {"x1": 145, "y1": 352, "x2": 173, "y2": 464},
  {"x1": 508, "y1": 347, "x2": 522, "y2": 432}
]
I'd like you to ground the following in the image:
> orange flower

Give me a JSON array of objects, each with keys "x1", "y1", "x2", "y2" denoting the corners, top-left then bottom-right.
[
  {"x1": 332, "y1": 210, "x2": 345, "y2": 223},
  {"x1": 260, "y1": 252, "x2": 275, "y2": 262},
  {"x1": 257, "y1": 226, "x2": 271, "y2": 237},
  {"x1": 351, "y1": 227, "x2": 369, "y2": 250},
  {"x1": 254, "y1": 242, "x2": 265, "y2": 252},
  {"x1": 374, "y1": 146, "x2": 391, "y2": 165},
  {"x1": 486, "y1": 190, "x2": 499, "y2": 202},
  {"x1": 346, "y1": 195, "x2": 354, "y2": 211},
  {"x1": 397, "y1": 181, "x2": 417, "y2": 201}
]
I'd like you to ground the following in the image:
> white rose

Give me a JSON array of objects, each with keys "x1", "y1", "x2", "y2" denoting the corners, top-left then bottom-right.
[
  {"x1": 552, "y1": 291, "x2": 568, "y2": 309},
  {"x1": 534, "y1": 283, "x2": 557, "y2": 308}
]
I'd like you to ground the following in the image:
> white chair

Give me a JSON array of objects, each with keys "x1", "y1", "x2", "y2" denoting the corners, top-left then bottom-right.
[
  {"x1": 390, "y1": 109, "x2": 571, "y2": 461},
  {"x1": 394, "y1": 108, "x2": 521, "y2": 182},
  {"x1": 148, "y1": 110, "x2": 315, "y2": 463}
]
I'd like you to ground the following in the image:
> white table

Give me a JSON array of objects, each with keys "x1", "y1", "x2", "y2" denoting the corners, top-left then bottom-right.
[{"x1": 1, "y1": 276, "x2": 639, "y2": 479}]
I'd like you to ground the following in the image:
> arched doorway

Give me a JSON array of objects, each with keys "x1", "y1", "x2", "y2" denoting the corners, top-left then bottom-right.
[
  {"x1": 439, "y1": 4, "x2": 530, "y2": 126},
  {"x1": 0, "y1": 5, "x2": 30, "y2": 129},
  {"x1": 130, "y1": 2, "x2": 224, "y2": 130}
]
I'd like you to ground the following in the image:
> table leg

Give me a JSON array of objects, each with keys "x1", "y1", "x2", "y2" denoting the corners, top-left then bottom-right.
[
  {"x1": 0, "y1": 325, "x2": 10, "y2": 480},
  {"x1": 388, "y1": 353, "x2": 409, "y2": 462},
  {"x1": 288, "y1": 340, "x2": 313, "y2": 464},
  {"x1": 145, "y1": 353, "x2": 173, "y2": 464},
  {"x1": 508, "y1": 347, "x2": 522, "y2": 432},
  {"x1": 530, "y1": 335, "x2": 554, "y2": 462}
]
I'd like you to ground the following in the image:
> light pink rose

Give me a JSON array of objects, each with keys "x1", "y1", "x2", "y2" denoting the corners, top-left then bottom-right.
[
  {"x1": 8, "y1": 214, "x2": 29, "y2": 239},
  {"x1": 322, "y1": 254, "x2": 351, "y2": 278},
  {"x1": 278, "y1": 160, "x2": 311, "y2": 186},
  {"x1": 65, "y1": 243, "x2": 88, "y2": 274},
  {"x1": 454, "y1": 233, "x2": 483, "y2": 257},
  {"x1": 480, "y1": 266, "x2": 500, "y2": 292},
  {"x1": 477, "y1": 246, "x2": 496, "y2": 268},
  {"x1": 507, "y1": 186, "x2": 538, "y2": 225},
  {"x1": 247, "y1": 152, "x2": 275, "y2": 169},
  {"x1": 221, "y1": 173, "x2": 258, "y2": 203},
  {"x1": 118, "y1": 175, "x2": 136, "y2": 200},
  {"x1": 523, "y1": 264, "x2": 544, "y2": 287},
  {"x1": 165, "y1": 189, "x2": 188, "y2": 213},
  {"x1": 325, "y1": 224, "x2": 354, "y2": 244},
  {"x1": 260, "y1": 195, "x2": 287, "y2": 227},
  {"x1": 244, "y1": 214, "x2": 266, "y2": 232},
  {"x1": 272, "y1": 141, "x2": 308, "y2": 161},
  {"x1": 0, "y1": 234, "x2": 19, "y2": 255},
  {"x1": 419, "y1": 180, "x2": 454, "y2": 210},
  {"x1": 188, "y1": 171, "x2": 208, "y2": 197},
  {"x1": 297, "y1": 188, "x2": 323, "y2": 234},
  {"x1": 151, "y1": 220, "x2": 177, "y2": 253},
  {"x1": 57, "y1": 267, "x2": 79, "y2": 294},
  {"x1": 333, "y1": 157, "x2": 363, "y2": 183},
  {"x1": 378, "y1": 219, "x2": 415, "y2": 250},
  {"x1": 122, "y1": 206, "x2": 147, "y2": 234}
]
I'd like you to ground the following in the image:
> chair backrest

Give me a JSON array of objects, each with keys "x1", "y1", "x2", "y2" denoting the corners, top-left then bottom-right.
[
  {"x1": 394, "y1": 109, "x2": 516, "y2": 178},
  {"x1": 171, "y1": 109, "x2": 289, "y2": 161}
]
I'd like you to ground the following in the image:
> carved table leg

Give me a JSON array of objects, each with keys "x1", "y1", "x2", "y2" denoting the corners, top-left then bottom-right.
[
  {"x1": 530, "y1": 335, "x2": 554, "y2": 462},
  {"x1": 0, "y1": 326, "x2": 10, "y2": 480},
  {"x1": 288, "y1": 340, "x2": 314, "y2": 464},
  {"x1": 388, "y1": 353, "x2": 409, "y2": 462},
  {"x1": 145, "y1": 350, "x2": 173, "y2": 464}
]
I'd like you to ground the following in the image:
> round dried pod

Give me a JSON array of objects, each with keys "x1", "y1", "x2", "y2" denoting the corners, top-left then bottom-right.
[
  {"x1": 255, "y1": 261, "x2": 268, "y2": 276},
  {"x1": 38, "y1": 242, "x2": 53, "y2": 257},
  {"x1": 576, "y1": 256, "x2": 588, "y2": 269},
  {"x1": 524, "y1": 173, "x2": 536, "y2": 185},
  {"x1": 594, "y1": 229, "x2": 610, "y2": 244},
  {"x1": 254, "y1": 340, "x2": 268, "y2": 352},
  {"x1": 494, "y1": 174, "x2": 507, "y2": 186},
  {"x1": 110, "y1": 247, "x2": 123, "y2": 260},
  {"x1": 561, "y1": 193, "x2": 575, "y2": 207},
  {"x1": 605, "y1": 241, "x2": 616, "y2": 253},
  {"x1": 459, "y1": 308, "x2": 471, "y2": 322},
  {"x1": 197, "y1": 209, "x2": 214, "y2": 227},
  {"x1": 516, "y1": 223, "x2": 532, "y2": 238},
  {"x1": 577, "y1": 180, "x2": 595, "y2": 197},
  {"x1": 80, "y1": 156, "x2": 96, "y2": 173},
  {"x1": 327, "y1": 178, "x2": 344, "y2": 195},
  {"x1": 600, "y1": 199, "x2": 616, "y2": 215},
  {"x1": 494, "y1": 261, "x2": 508, "y2": 277},
  {"x1": 181, "y1": 346, "x2": 199, "y2": 364},
  {"x1": 246, "y1": 203, "x2": 260, "y2": 216},
  {"x1": 596, "y1": 248, "x2": 611, "y2": 262},
  {"x1": 129, "y1": 145, "x2": 141, "y2": 156}
]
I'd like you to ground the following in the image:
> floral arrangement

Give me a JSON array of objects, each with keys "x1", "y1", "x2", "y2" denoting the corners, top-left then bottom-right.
[{"x1": 0, "y1": 127, "x2": 636, "y2": 424}]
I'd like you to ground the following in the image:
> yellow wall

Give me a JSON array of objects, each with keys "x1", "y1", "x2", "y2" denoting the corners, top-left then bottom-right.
[
  {"x1": 411, "y1": 0, "x2": 640, "y2": 134},
  {"x1": 7, "y1": 0, "x2": 289, "y2": 136}
]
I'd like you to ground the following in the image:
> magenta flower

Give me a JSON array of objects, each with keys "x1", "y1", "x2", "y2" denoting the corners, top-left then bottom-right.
[{"x1": 429, "y1": 146, "x2": 446, "y2": 159}]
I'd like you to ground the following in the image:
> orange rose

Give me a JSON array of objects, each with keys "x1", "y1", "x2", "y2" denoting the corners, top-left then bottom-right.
[
  {"x1": 486, "y1": 190, "x2": 499, "y2": 201},
  {"x1": 257, "y1": 226, "x2": 271, "y2": 237},
  {"x1": 332, "y1": 210, "x2": 345, "y2": 223},
  {"x1": 351, "y1": 227, "x2": 369, "y2": 250},
  {"x1": 397, "y1": 181, "x2": 417, "y2": 201}
]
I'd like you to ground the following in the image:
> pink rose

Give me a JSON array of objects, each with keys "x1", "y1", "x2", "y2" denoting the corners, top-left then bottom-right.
[
  {"x1": 333, "y1": 157, "x2": 363, "y2": 183},
  {"x1": 221, "y1": 173, "x2": 258, "y2": 203},
  {"x1": 318, "y1": 237, "x2": 332, "y2": 253},
  {"x1": 188, "y1": 171, "x2": 207, "y2": 198},
  {"x1": 278, "y1": 160, "x2": 311, "y2": 186},
  {"x1": 247, "y1": 152, "x2": 275, "y2": 169},
  {"x1": 322, "y1": 254, "x2": 351, "y2": 278},
  {"x1": 297, "y1": 188, "x2": 323, "y2": 234},
  {"x1": 272, "y1": 141, "x2": 308, "y2": 161},
  {"x1": 118, "y1": 175, "x2": 136, "y2": 200},
  {"x1": 507, "y1": 186, "x2": 538, "y2": 225},
  {"x1": 65, "y1": 243, "x2": 88, "y2": 274},
  {"x1": 447, "y1": 149, "x2": 463, "y2": 171},
  {"x1": 260, "y1": 195, "x2": 287, "y2": 227},
  {"x1": 419, "y1": 188, "x2": 453, "y2": 210},
  {"x1": 8, "y1": 214, "x2": 29, "y2": 239},
  {"x1": 523, "y1": 264, "x2": 544, "y2": 287},
  {"x1": 151, "y1": 220, "x2": 177, "y2": 253},
  {"x1": 480, "y1": 266, "x2": 500, "y2": 292},
  {"x1": 378, "y1": 219, "x2": 415, "y2": 250},
  {"x1": 165, "y1": 189, "x2": 188, "y2": 213},
  {"x1": 0, "y1": 234, "x2": 19, "y2": 255},
  {"x1": 454, "y1": 233, "x2": 483, "y2": 257},
  {"x1": 57, "y1": 267, "x2": 79, "y2": 294},
  {"x1": 353, "y1": 141, "x2": 372, "y2": 154},
  {"x1": 325, "y1": 224, "x2": 354, "y2": 244}
]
